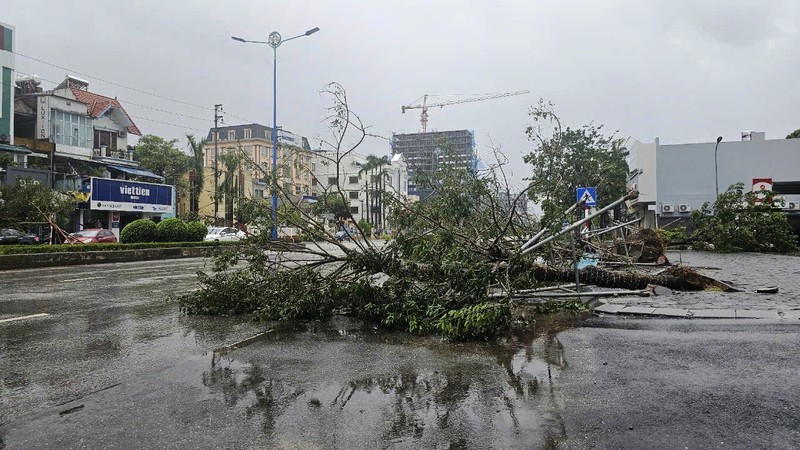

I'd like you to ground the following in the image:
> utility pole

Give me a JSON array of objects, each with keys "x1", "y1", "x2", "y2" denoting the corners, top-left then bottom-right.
[{"x1": 213, "y1": 104, "x2": 223, "y2": 224}]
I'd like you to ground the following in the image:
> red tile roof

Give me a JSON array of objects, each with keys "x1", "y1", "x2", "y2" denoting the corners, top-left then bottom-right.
[{"x1": 70, "y1": 87, "x2": 142, "y2": 136}]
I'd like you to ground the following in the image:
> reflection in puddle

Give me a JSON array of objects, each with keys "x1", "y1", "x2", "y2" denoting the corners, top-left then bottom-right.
[{"x1": 201, "y1": 314, "x2": 584, "y2": 448}]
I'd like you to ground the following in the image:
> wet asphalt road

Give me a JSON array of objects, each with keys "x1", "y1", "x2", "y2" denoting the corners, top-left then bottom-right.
[{"x1": 2, "y1": 255, "x2": 800, "y2": 449}]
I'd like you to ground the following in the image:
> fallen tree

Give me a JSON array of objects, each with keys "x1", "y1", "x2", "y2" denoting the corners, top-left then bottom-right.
[{"x1": 178, "y1": 84, "x2": 719, "y2": 340}]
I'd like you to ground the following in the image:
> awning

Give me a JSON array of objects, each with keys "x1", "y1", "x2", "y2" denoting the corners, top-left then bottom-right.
[
  {"x1": 0, "y1": 143, "x2": 32, "y2": 155},
  {"x1": 108, "y1": 165, "x2": 164, "y2": 181}
]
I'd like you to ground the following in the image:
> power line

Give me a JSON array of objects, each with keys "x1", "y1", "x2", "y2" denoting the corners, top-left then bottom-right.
[
  {"x1": 16, "y1": 71, "x2": 211, "y2": 132},
  {"x1": 127, "y1": 115, "x2": 206, "y2": 132},
  {"x1": 12, "y1": 50, "x2": 211, "y2": 110}
]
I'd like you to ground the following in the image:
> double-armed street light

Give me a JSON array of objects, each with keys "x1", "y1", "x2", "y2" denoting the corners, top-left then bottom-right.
[{"x1": 232, "y1": 26, "x2": 320, "y2": 240}]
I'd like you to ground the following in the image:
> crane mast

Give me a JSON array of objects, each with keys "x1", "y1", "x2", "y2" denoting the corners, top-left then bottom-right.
[{"x1": 402, "y1": 90, "x2": 530, "y2": 132}]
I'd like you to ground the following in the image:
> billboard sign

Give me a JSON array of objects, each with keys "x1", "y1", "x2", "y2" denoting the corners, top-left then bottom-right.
[{"x1": 90, "y1": 177, "x2": 174, "y2": 213}]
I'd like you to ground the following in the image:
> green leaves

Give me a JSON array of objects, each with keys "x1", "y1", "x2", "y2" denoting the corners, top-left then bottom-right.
[
  {"x1": 691, "y1": 182, "x2": 798, "y2": 253},
  {"x1": 133, "y1": 135, "x2": 191, "y2": 188},
  {"x1": 524, "y1": 99, "x2": 629, "y2": 227}
]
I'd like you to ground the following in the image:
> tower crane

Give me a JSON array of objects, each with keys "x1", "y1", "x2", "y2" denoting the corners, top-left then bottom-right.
[{"x1": 401, "y1": 90, "x2": 530, "y2": 133}]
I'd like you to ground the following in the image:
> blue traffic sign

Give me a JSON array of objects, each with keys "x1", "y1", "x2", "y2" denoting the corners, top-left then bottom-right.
[{"x1": 576, "y1": 187, "x2": 597, "y2": 206}]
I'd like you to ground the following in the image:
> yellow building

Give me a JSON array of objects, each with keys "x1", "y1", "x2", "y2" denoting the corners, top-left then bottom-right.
[{"x1": 179, "y1": 124, "x2": 313, "y2": 223}]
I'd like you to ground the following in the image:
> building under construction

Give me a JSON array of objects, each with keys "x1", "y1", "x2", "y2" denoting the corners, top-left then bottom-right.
[{"x1": 391, "y1": 129, "x2": 476, "y2": 199}]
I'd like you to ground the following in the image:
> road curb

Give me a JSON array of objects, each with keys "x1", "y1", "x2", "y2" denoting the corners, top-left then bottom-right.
[{"x1": 593, "y1": 302, "x2": 800, "y2": 320}]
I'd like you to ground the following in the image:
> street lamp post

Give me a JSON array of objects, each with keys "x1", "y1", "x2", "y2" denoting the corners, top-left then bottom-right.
[
  {"x1": 232, "y1": 26, "x2": 320, "y2": 240},
  {"x1": 714, "y1": 135, "x2": 723, "y2": 202}
]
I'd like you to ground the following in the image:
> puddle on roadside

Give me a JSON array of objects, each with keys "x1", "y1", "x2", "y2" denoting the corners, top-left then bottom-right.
[{"x1": 200, "y1": 313, "x2": 586, "y2": 448}]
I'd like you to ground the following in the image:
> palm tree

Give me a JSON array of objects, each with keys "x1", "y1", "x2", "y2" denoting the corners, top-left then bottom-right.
[
  {"x1": 371, "y1": 155, "x2": 390, "y2": 228},
  {"x1": 186, "y1": 134, "x2": 207, "y2": 216},
  {"x1": 359, "y1": 155, "x2": 379, "y2": 226},
  {"x1": 218, "y1": 152, "x2": 241, "y2": 225}
]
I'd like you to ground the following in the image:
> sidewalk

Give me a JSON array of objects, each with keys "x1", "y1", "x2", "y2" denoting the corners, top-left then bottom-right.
[{"x1": 591, "y1": 250, "x2": 800, "y2": 319}]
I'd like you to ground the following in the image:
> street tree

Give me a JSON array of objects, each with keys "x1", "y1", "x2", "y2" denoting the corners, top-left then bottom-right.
[
  {"x1": 134, "y1": 135, "x2": 191, "y2": 203},
  {"x1": 178, "y1": 84, "x2": 713, "y2": 341},
  {"x1": 523, "y1": 99, "x2": 629, "y2": 227},
  {"x1": 787, "y1": 129, "x2": 800, "y2": 139},
  {"x1": 0, "y1": 180, "x2": 73, "y2": 230},
  {"x1": 186, "y1": 134, "x2": 207, "y2": 216},
  {"x1": 691, "y1": 182, "x2": 797, "y2": 253}
]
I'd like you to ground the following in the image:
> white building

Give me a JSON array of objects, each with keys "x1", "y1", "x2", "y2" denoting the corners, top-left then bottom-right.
[{"x1": 311, "y1": 150, "x2": 409, "y2": 228}]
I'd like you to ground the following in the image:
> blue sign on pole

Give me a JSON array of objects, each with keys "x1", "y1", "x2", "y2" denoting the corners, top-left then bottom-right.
[{"x1": 576, "y1": 187, "x2": 597, "y2": 206}]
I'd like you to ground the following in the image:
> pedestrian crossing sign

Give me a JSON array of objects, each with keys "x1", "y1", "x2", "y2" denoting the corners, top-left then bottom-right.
[{"x1": 576, "y1": 187, "x2": 597, "y2": 206}]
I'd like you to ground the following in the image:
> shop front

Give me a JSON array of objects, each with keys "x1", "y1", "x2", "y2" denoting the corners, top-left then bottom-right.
[{"x1": 87, "y1": 177, "x2": 174, "y2": 239}]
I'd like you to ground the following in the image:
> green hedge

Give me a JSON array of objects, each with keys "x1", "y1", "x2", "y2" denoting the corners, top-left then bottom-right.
[
  {"x1": 186, "y1": 221, "x2": 208, "y2": 242},
  {"x1": 157, "y1": 218, "x2": 188, "y2": 242},
  {"x1": 0, "y1": 241, "x2": 239, "y2": 255},
  {"x1": 120, "y1": 219, "x2": 158, "y2": 243}
]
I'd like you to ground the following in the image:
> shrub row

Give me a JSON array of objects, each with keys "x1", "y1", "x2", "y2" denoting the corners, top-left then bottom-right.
[
  {"x1": 120, "y1": 218, "x2": 208, "y2": 244},
  {"x1": 0, "y1": 241, "x2": 239, "y2": 255}
]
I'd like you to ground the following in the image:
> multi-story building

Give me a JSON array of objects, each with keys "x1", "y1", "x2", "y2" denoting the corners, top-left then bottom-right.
[
  {"x1": 628, "y1": 132, "x2": 800, "y2": 231},
  {"x1": 194, "y1": 124, "x2": 313, "y2": 223},
  {"x1": 310, "y1": 150, "x2": 409, "y2": 229},
  {"x1": 390, "y1": 129, "x2": 476, "y2": 199},
  {"x1": 0, "y1": 22, "x2": 14, "y2": 143},
  {"x1": 13, "y1": 75, "x2": 172, "y2": 236}
]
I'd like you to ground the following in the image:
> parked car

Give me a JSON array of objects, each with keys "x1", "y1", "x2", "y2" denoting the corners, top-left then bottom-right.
[
  {"x1": 68, "y1": 228, "x2": 118, "y2": 244},
  {"x1": 204, "y1": 227, "x2": 246, "y2": 242},
  {"x1": 0, "y1": 228, "x2": 40, "y2": 245},
  {"x1": 334, "y1": 230, "x2": 351, "y2": 242}
]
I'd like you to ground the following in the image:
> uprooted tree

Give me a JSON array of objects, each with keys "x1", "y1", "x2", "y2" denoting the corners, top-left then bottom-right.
[{"x1": 178, "y1": 83, "x2": 709, "y2": 340}]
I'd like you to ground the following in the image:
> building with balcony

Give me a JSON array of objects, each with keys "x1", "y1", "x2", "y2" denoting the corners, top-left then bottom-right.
[
  {"x1": 192, "y1": 124, "x2": 313, "y2": 223},
  {"x1": 13, "y1": 75, "x2": 170, "y2": 236},
  {"x1": 310, "y1": 150, "x2": 409, "y2": 229}
]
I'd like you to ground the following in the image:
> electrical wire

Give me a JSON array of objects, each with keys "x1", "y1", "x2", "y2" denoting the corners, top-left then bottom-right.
[{"x1": 12, "y1": 50, "x2": 210, "y2": 110}]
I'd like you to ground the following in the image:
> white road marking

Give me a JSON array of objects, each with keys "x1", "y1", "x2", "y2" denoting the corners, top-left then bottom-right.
[
  {"x1": 0, "y1": 313, "x2": 50, "y2": 324},
  {"x1": 61, "y1": 276, "x2": 104, "y2": 283}
]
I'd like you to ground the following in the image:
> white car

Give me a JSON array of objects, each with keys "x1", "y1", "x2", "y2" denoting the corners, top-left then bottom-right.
[{"x1": 203, "y1": 227, "x2": 246, "y2": 242}]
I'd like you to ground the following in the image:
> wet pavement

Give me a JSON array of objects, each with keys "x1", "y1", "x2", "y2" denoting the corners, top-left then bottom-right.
[
  {"x1": 2, "y1": 252, "x2": 800, "y2": 449},
  {"x1": 593, "y1": 251, "x2": 800, "y2": 316},
  {"x1": 1, "y1": 258, "x2": 577, "y2": 449}
]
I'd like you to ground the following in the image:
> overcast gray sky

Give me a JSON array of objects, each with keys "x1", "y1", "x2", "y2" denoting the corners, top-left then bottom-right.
[{"x1": 5, "y1": 0, "x2": 800, "y2": 187}]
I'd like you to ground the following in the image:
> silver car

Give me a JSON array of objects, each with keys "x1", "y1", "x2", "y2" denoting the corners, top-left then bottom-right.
[{"x1": 203, "y1": 227, "x2": 246, "y2": 242}]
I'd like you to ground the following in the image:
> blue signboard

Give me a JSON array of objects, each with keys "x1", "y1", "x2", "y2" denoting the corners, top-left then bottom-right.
[
  {"x1": 90, "y1": 178, "x2": 174, "y2": 214},
  {"x1": 576, "y1": 187, "x2": 597, "y2": 207}
]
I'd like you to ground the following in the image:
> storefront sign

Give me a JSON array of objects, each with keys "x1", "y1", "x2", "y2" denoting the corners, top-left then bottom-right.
[
  {"x1": 37, "y1": 96, "x2": 51, "y2": 139},
  {"x1": 90, "y1": 177, "x2": 174, "y2": 214}
]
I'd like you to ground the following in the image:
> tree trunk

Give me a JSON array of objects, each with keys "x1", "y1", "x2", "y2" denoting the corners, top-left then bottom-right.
[{"x1": 507, "y1": 260, "x2": 718, "y2": 292}]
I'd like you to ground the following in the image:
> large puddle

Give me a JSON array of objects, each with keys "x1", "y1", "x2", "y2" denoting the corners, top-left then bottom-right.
[{"x1": 202, "y1": 315, "x2": 583, "y2": 449}]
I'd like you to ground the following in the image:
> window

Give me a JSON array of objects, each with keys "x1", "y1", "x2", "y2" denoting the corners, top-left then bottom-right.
[
  {"x1": 94, "y1": 129, "x2": 118, "y2": 153},
  {"x1": 311, "y1": 163, "x2": 316, "y2": 171},
  {"x1": 227, "y1": 130, "x2": 236, "y2": 140},
  {"x1": 386, "y1": 175, "x2": 393, "y2": 185},
  {"x1": 349, "y1": 191, "x2": 359, "y2": 199},
  {"x1": 259, "y1": 146, "x2": 267, "y2": 157},
  {"x1": 264, "y1": 130, "x2": 271, "y2": 139},
  {"x1": 349, "y1": 176, "x2": 359, "y2": 184},
  {"x1": 244, "y1": 128, "x2": 252, "y2": 139},
  {"x1": 327, "y1": 177, "x2": 337, "y2": 185},
  {"x1": 350, "y1": 206, "x2": 359, "y2": 214},
  {"x1": 51, "y1": 110, "x2": 92, "y2": 148},
  {"x1": 255, "y1": 189, "x2": 264, "y2": 198},
  {"x1": 295, "y1": 186, "x2": 301, "y2": 194}
]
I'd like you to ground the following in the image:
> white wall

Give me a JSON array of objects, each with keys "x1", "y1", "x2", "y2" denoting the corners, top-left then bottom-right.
[{"x1": 628, "y1": 140, "x2": 657, "y2": 204}]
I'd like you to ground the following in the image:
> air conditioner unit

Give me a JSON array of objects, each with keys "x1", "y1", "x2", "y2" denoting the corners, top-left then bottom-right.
[
  {"x1": 118, "y1": 131, "x2": 127, "y2": 138},
  {"x1": 93, "y1": 148, "x2": 101, "y2": 157},
  {"x1": 661, "y1": 204, "x2": 674, "y2": 213},
  {"x1": 788, "y1": 201, "x2": 800, "y2": 210},
  {"x1": 678, "y1": 204, "x2": 692, "y2": 213}
]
